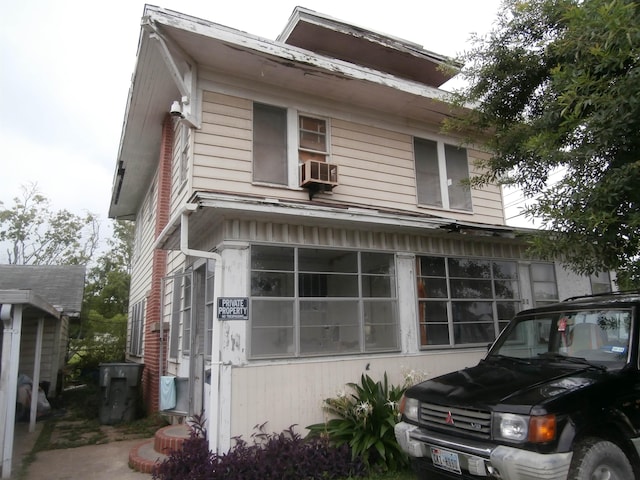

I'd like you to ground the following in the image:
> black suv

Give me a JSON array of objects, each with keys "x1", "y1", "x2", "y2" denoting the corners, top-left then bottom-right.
[{"x1": 395, "y1": 292, "x2": 640, "y2": 480}]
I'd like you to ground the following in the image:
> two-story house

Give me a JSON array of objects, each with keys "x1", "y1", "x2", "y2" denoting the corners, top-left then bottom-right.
[{"x1": 108, "y1": 5, "x2": 608, "y2": 454}]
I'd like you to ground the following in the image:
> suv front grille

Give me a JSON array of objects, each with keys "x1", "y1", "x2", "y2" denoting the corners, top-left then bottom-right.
[{"x1": 419, "y1": 403, "x2": 491, "y2": 439}]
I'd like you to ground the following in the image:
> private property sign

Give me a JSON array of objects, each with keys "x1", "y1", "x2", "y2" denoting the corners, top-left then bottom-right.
[{"x1": 217, "y1": 297, "x2": 249, "y2": 320}]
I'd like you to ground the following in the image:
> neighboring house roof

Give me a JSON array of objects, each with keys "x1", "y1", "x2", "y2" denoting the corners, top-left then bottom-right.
[
  {"x1": 109, "y1": 5, "x2": 464, "y2": 219},
  {"x1": 0, "y1": 265, "x2": 85, "y2": 318}
]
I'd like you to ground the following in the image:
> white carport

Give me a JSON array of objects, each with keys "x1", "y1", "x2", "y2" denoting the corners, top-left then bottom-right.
[
  {"x1": 0, "y1": 264, "x2": 85, "y2": 479},
  {"x1": 0, "y1": 290, "x2": 60, "y2": 478}
]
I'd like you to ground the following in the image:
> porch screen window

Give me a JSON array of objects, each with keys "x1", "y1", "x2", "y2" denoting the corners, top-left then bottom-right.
[
  {"x1": 416, "y1": 256, "x2": 520, "y2": 347},
  {"x1": 253, "y1": 103, "x2": 287, "y2": 185},
  {"x1": 181, "y1": 275, "x2": 192, "y2": 354},
  {"x1": 129, "y1": 300, "x2": 145, "y2": 356},
  {"x1": 250, "y1": 246, "x2": 398, "y2": 358},
  {"x1": 531, "y1": 263, "x2": 559, "y2": 306},
  {"x1": 414, "y1": 138, "x2": 472, "y2": 211}
]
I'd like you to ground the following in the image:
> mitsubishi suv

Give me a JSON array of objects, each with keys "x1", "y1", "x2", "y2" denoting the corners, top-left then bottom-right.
[{"x1": 395, "y1": 292, "x2": 640, "y2": 480}]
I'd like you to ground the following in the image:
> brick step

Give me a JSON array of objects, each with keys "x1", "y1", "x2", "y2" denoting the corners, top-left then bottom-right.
[{"x1": 129, "y1": 424, "x2": 190, "y2": 474}]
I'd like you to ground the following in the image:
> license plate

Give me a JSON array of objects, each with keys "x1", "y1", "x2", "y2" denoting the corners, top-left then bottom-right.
[{"x1": 430, "y1": 447, "x2": 462, "y2": 474}]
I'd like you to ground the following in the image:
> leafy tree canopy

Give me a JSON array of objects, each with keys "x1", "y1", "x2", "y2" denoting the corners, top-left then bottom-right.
[
  {"x1": 0, "y1": 183, "x2": 99, "y2": 265},
  {"x1": 447, "y1": 0, "x2": 640, "y2": 288}
]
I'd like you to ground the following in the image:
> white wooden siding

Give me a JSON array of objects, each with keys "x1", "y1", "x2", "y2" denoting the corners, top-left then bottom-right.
[
  {"x1": 230, "y1": 351, "x2": 484, "y2": 439},
  {"x1": 192, "y1": 91, "x2": 505, "y2": 225}
]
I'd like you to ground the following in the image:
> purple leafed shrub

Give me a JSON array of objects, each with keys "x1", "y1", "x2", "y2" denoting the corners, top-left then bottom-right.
[{"x1": 152, "y1": 416, "x2": 367, "y2": 480}]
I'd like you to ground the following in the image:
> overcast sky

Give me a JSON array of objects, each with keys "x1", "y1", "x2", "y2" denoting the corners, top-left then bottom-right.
[{"x1": 0, "y1": 0, "x2": 503, "y2": 248}]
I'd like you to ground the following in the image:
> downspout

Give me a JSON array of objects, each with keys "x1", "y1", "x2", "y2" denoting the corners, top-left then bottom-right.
[{"x1": 177, "y1": 204, "x2": 225, "y2": 455}]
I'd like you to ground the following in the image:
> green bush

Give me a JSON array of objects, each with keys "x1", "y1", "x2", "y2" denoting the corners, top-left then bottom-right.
[{"x1": 307, "y1": 373, "x2": 409, "y2": 472}]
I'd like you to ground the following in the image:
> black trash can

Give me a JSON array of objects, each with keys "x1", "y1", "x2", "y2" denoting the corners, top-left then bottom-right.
[{"x1": 98, "y1": 363, "x2": 144, "y2": 424}]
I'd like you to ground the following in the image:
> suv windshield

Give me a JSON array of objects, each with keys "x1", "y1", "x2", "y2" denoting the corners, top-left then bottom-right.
[{"x1": 489, "y1": 308, "x2": 631, "y2": 370}]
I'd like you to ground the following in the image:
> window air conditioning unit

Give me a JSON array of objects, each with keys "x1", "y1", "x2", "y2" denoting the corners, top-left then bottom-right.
[{"x1": 299, "y1": 160, "x2": 338, "y2": 199}]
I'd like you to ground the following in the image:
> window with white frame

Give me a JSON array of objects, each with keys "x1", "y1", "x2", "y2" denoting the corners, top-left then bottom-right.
[
  {"x1": 416, "y1": 256, "x2": 521, "y2": 347},
  {"x1": 530, "y1": 263, "x2": 559, "y2": 306},
  {"x1": 253, "y1": 103, "x2": 288, "y2": 185},
  {"x1": 298, "y1": 115, "x2": 328, "y2": 163},
  {"x1": 205, "y1": 261, "x2": 215, "y2": 358},
  {"x1": 179, "y1": 124, "x2": 189, "y2": 185},
  {"x1": 590, "y1": 271, "x2": 612, "y2": 294},
  {"x1": 181, "y1": 274, "x2": 192, "y2": 354},
  {"x1": 129, "y1": 300, "x2": 145, "y2": 356},
  {"x1": 414, "y1": 137, "x2": 472, "y2": 211},
  {"x1": 250, "y1": 245, "x2": 398, "y2": 358}
]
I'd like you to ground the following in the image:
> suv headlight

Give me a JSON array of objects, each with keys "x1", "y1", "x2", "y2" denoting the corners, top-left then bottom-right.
[
  {"x1": 494, "y1": 413, "x2": 528, "y2": 441},
  {"x1": 493, "y1": 413, "x2": 556, "y2": 443},
  {"x1": 400, "y1": 396, "x2": 420, "y2": 423}
]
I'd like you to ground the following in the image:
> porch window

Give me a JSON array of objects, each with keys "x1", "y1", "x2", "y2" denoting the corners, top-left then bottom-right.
[
  {"x1": 250, "y1": 246, "x2": 398, "y2": 358},
  {"x1": 590, "y1": 271, "x2": 612, "y2": 295},
  {"x1": 181, "y1": 275, "x2": 192, "y2": 354},
  {"x1": 129, "y1": 300, "x2": 145, "y2": 356},
  {"x1": 530, "y1": 263, "x2": 559, "y2": 306},
  {"x1": 416, "y1": 256, "x2": 520, "y2": 347},
  {"x1": 253, "y1": 103, "x2": 288, "y2": 185},
  {"x1": 414, "y1": 137, "x2": 472, "y2": 211}
]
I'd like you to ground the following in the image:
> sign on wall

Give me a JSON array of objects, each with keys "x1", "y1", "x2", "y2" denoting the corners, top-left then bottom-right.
[{"x1": 217, "y1": 297, "x2": 249, "y2": 320}]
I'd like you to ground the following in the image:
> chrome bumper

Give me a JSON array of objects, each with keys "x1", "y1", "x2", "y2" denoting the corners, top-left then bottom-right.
[{"x1": 394, "y1": 422, "x2": 572, "y2": 480}]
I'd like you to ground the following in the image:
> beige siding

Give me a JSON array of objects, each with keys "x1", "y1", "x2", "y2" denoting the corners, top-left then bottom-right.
[
  {"x1": 19, "y1": 318, "x2": 61, "y2": 388},
  {"x1": 230, "y1": 351, "x2": 483, "y2": 438},
  {"x1": 128, "y1": 171, "x2": 160, "y2": 358},
  {"x1": 191, "y1": 90, "x2": 505, "y2": 225}
]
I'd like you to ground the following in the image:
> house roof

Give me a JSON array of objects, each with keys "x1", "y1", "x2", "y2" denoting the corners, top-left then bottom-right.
[
  {"x1": 0, "y1": 265, "x2": 85, "y2": 318},
  {"x1": 277, "y1": 7, "x2": 458, "y2": 87},
  {"x1": 109, "y1": 5, "x2": 464, "y2": 219}
]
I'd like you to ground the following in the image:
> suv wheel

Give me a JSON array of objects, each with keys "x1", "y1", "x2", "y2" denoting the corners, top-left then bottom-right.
[{"x1": 569, "y1": 438, "x2": 633, "y2": 480}]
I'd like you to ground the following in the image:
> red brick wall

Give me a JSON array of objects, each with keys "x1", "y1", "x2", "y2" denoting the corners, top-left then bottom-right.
[{"x1": 142, "y1": 115, "x2": 174, "y2": 413}]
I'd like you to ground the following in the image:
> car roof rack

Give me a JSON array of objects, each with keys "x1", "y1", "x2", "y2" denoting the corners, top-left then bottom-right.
[{"x1": 562, "y1": 290, "x2": 640, "y2": 302}]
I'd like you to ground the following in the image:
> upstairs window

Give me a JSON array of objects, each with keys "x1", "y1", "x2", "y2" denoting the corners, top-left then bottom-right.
[
  {"x1": 299, "y1": 116, "x2": 328, "y2": 163},
  {"x1": 253, "y1": 103, "x2": 288, "y2": 185},
  {"x1": 414, "y1": 138, "x2": 472, "y2": 211}
]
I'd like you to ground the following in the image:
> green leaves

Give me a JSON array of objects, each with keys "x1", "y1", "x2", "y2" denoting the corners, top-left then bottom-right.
[
  {"x1": 307, "y1": 373, "x2": 409, "y2": 472},
  {"x1": 0, "y1": 183, "x2": 99, "y2": 265},
  {"x1": 447, "y1": 0, "x2": 640, "y2": 286}
]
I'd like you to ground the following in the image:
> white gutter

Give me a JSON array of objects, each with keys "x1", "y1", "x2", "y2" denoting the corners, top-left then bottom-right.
[{"x1": 156, "y1": 203, "x2": 225, "y2": 454}]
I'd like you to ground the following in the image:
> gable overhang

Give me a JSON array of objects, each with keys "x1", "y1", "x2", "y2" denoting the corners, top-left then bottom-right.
[
  {"x1": 109, "y1": 6, "x2": 466, "y2": 219},
  {"x1": 277, "y1": 7, "x2": 459, "y2": 88}
]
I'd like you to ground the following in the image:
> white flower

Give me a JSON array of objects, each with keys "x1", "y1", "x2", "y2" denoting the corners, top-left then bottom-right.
[{"x1": 355, "y1": 401, "x2": 372, "y2": 417}]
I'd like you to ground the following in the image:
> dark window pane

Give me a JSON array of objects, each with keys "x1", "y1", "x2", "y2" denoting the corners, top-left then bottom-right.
[
  {"x1": 450, "y1": 279, "x2": 492, "y2": 298},
  {"x1": 362, "y1": 275, "x2": 394, "y2": 297},
  {"x1": 251, "y1": 245, "x2": 294, "y2": 271},
  {"x1": 495, "y1": 280, "x2": 519, "y2": 299},
  {"x1": 299, "y1": 273, "x2": 358, "y2": 297},
  {"x1": 417, "y1": 278, "x2": 448, "y2": 298},
  {"x1": 448, "y1": 258, "x2": 491, "y2": 278},
  {"x1": 251, "y1": 272, "x2": 294, "y2": 297},
  {"x1": 418, "y1": 256, "x2": 446, "y2": 276},
  {"x1": 414, "y1": 138, "x2": 442, "y2": 207},
  {"x1": 298, "y1": 249, "x2": 357, "y2": 273},
  {"x1": 493, "y1": 261, "x2": 518, "y2": 279},
  {"x1": 444, "y1": 144, "x2": 471, "y2": 211},
  {"x1": 251, "y1": 300, "x2": 294, "y2": 357},
  {"x1": 299, "y1": 301, "x2": 359, "y2": 354},
  {"x1": 361, "y1": 252, "x2": 395, "y2": 275},
  {"x1": 253, "y1": 103, "x2": 287, "y2": 184}
]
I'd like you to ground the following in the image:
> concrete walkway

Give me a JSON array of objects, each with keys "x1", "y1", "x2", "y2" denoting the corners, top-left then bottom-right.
[{"x1": 10, "y1": 422, "x2": 152, "y2": 480}]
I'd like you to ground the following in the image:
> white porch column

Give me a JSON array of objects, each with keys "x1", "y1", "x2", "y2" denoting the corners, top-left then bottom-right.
[
  {"x1": 397, "y1": 252, "x2": 419, "y2": 354},
  {"x1": 1, "y1": 304, "x2": 23, "y2": 479},
  {"x1": 29, "y1": 317, "x2": 45, "y2": 432}
]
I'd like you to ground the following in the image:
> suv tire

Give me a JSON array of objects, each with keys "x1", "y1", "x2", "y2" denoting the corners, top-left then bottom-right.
[{"x1": 568, "y1": 438, "x2": 633, "y2": 480}]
